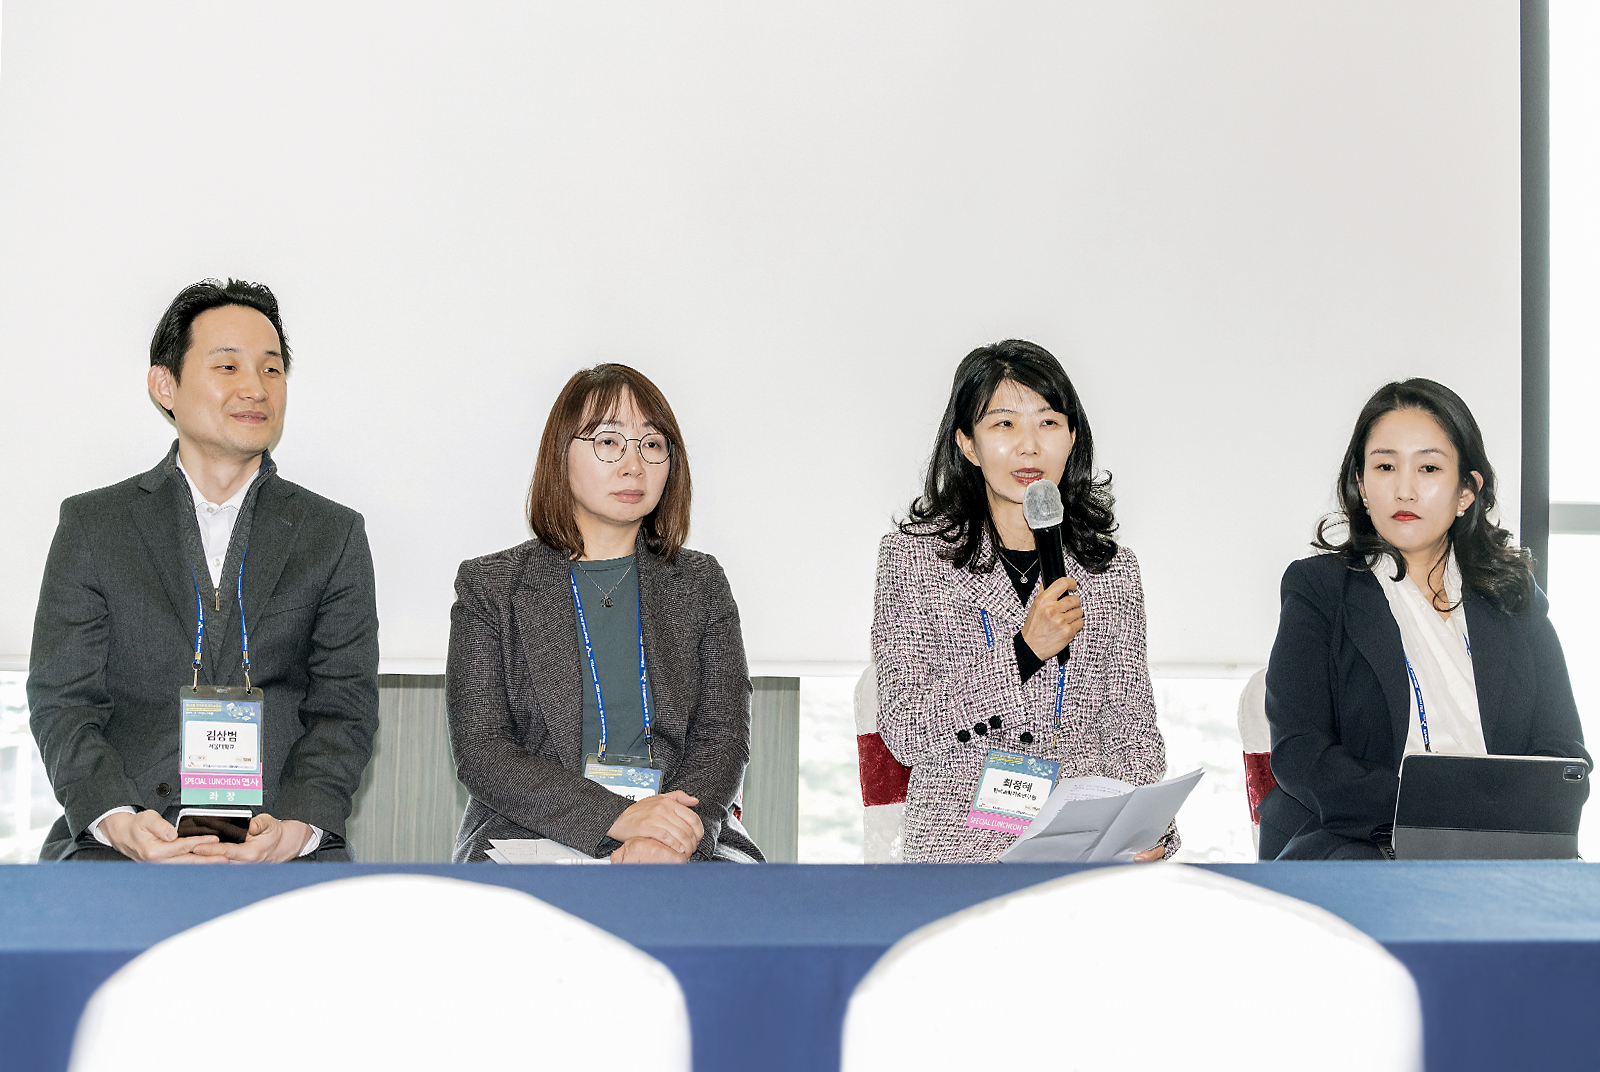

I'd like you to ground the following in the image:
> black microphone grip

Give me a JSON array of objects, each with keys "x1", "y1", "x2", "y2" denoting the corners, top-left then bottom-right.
[
  {"x1": 1031, "y1": 522, "x2": 1072, "y2": 662},
  {"x1": 1032, "y1": 524, "x2": 1067, "y2": 591}
]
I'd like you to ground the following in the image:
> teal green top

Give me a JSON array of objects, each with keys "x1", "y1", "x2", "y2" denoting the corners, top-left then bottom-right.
[{"x1": 571, "y1": 554, "x2": 655, "y2": 764}]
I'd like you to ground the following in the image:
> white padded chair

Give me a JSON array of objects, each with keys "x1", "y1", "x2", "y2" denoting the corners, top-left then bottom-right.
[
  {"x1": 69, "y1": 875, "x2": 690, "y2": 1072},
  {"x1": 1237, "y1": 667, "x2": 1274, "y2": 855},
  {"x1": 854, "y1": 662, "x2": 908, "y2": 862},
  {"x1": 842, "y1": 864, "x2": 1422, "y2": 1072}
]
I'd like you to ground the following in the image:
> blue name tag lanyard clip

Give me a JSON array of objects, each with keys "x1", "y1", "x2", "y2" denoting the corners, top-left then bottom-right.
[
  {"x1": 980, "y1": 607, "x2": 1067, "y2": 730},
  {"x1": 571, "y1": 568, "x2": 654, "y2": 767},
  {"x1": 191, "y1": 545, "x2": 252, "y2": 692}
]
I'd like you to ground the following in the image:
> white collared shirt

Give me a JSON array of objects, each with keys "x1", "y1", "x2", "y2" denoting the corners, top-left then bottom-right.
[
  {"x1": 177, "y1": 455, "x2": 258, "y2": 589},
  {"x1": 89, "y1": 455, "x2": 322, "y2": 857},
  {"x1": 1373, "y1": 553, "x2": 1487, "y2": 757}
]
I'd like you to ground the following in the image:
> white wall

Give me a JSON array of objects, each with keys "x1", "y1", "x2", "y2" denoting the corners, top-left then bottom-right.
[
  {"x1": 1551, "y1": 0, "x2": 1600, "y2": 504},
  {"x1": 0, "y1": 2, "x2": 1522, "y2": 671}
]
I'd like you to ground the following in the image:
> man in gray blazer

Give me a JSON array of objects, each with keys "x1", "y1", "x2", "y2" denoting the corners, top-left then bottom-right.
[{"x1": 27, "y1": 279, "x2": 379, "y2": 862}]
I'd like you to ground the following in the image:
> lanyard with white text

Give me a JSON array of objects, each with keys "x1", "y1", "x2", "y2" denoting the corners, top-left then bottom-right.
[
  {"x1": 191, "y1": 545, "x2": 251, "y2": 691},
  {"x1": 1404, "y1": 636, "x2": 1470, "y2": 754},
  {"x1": 980, "y1": 607, "x2": 1068, "y2": 730},
  {"x1": 571, "y1": 568, "x2": 654, "y2": 763}
]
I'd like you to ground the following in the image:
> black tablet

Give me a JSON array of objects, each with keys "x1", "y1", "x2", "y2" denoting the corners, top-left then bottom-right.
[{"x1": 1393, "y1": 753, "x2": 1589, "y2": 860}]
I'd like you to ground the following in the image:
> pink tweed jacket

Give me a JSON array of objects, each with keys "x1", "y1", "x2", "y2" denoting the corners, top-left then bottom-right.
[{"x1": 871, "y1": 529, "x2": 1171, "y2": 862}]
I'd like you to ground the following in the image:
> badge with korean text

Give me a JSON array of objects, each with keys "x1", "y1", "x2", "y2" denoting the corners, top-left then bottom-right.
[
  {"x1": 584, "y1": 754, "x2": 662, "y2": 802},
  {"x1": 179, "y1": 686, "x2": 264, "y2": 806},
  {"x1": 967, "y1": 748, "x2": 1061, "y2": 834}
]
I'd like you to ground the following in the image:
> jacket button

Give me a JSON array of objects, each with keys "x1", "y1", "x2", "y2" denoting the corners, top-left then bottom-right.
[{"x1": 156, "y1": 782, "x2": 171, "y2": 797}]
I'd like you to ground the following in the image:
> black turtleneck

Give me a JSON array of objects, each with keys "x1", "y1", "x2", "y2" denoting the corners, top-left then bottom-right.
[{"x1": 995, "y1": 546, "x2": 1049, "y2": 684}]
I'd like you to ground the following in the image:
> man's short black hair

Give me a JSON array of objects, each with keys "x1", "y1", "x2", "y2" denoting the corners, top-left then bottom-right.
[{"x1": 149, "y1": 279, "x2": 291, "y2": 411}]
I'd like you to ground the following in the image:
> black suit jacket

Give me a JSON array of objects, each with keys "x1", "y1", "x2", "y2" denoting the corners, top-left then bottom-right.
[
  {"x1": 1259, "y1": 553, "x2": 1589, "y2": 858},
  {"x1": 26, "y1": 447, "x2": 380, "y2": 860},
  {"x1": 447, "y1": 535, "x2": 762, "y2": 863}
]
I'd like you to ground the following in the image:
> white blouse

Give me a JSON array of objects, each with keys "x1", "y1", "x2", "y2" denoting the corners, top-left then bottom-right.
[{"x1": 1372, "y1": 552, "x2": 1487, "y2": 757}]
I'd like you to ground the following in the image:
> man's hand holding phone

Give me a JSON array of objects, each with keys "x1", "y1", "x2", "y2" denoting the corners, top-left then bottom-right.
[
  {"x1": 191, "y1": 813, "x2": 313, "y2": 863},
  {"x1": 98, "y1": 810, "x2": 226, "y2": 863}
]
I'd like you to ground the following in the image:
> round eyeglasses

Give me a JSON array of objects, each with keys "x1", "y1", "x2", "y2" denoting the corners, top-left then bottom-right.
[{"x1": 574, "y1": 431, "x2": 672, "y2": 465}]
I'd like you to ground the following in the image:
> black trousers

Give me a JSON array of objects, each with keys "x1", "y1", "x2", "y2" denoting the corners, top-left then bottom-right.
[
  {"x1": 1276, "y1": 827, "x2": 1389, "y2": 861},
  {"x1": 61, "y1": 830, "x2": 352, "y2": 862}
]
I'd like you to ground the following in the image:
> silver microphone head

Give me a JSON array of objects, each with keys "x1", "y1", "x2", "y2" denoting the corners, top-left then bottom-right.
[{"x1": 1022, "y1": 479, "x2": 1064, "y2": 530}]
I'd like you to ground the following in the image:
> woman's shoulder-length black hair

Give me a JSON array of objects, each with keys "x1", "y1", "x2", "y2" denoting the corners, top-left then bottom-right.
[
  {"x1": 1314, "y1": 376, "x2": 1535, "y2": 615},
  {"x1": 899, "y1": 339, "x2": 1118, "y2": 574}
]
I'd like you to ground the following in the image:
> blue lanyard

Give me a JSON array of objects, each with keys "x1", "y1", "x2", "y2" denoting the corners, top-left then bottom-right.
[
  {"x1": 570, "y1": 568, "x2": 654, "y2": 763},
  {"x1": 190, "y1": 546, "x2": 251, "y2": 691},
  {"x1": 1404, "y1": 636, "x2": 1471, "y2": 754},
  {"x1": 980, "y1": 608, "x2": 1068, "y2": 730}
]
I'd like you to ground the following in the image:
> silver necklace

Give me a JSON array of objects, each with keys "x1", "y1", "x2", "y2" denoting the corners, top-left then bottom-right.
[
  {"x1": 998, "y1": 548, "x2": 1040, "y2": 589},
  {"x1": 577, "y1": 560, "x2": 635, "y2": 608}
]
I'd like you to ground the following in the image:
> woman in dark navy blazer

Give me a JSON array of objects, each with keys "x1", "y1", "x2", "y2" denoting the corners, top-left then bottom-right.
[{"x1": 1259, "y1": 379, "x2": 1588, "y2": 861}]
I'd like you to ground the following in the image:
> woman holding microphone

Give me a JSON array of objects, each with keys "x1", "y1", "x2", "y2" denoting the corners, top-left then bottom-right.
[
  {"x1": 872, "y1": 339, "x2": 1173, "y2": 863},
  {"x1": 447, "y1": 364, "x2": 762, "y2": 863},
  {"x1": 1260, "y1": 378, "x2": 1587, "y2": 860}
]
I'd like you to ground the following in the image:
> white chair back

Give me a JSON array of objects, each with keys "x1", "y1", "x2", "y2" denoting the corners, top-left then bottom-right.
[
  {"x1": 1237, "y1": 666, "x2": 1271, "y2": 753},
  {"x1": 854, "y1": 662, "x2": 906, "y2": 863},
  {"x1": 69, "y1": 874, "x2": 690, "y2": 1072},
  {"x1": 842, "y1": 864, "x2": 1422, "y2": 1072},
  {"x1": 1237, "y1": 667, "x2": 1274, "y2": 854}
]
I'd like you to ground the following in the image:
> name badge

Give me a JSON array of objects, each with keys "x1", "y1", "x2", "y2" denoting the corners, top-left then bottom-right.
[
  {"x1": 967, "y1": 748, "x2": 1061, "y2": 834},
  {"x1": 584, "y1": 754, "x2": 662, "y2": 802},
  {"x1": 179, "y1": 686, "x2": 264, "y2": 806}
]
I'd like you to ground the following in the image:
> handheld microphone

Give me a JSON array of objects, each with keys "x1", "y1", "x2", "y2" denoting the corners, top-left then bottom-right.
[{"x1": 1022, "y1": 479, "x2": 1067, "y2": 591}]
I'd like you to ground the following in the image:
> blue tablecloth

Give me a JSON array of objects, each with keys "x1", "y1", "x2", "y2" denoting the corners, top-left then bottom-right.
[{"x1": 2, "y1": 861, "x2": 1596, "y2": 1071}]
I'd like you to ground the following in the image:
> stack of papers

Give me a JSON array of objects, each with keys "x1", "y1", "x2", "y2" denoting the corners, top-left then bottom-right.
[
  {"x1": 486, "y1": 838, "x2": 611, "y2": 865},
  {"x1": 999, "y1": 768, "x2": 1204, "y2": 863}
]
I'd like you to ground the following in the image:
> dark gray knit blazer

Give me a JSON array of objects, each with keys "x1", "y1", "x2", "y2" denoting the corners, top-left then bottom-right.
[
  {"x1": 446, "y1": 535, "x2": 762, "y2": 862},
  {"x1": 27, "y1": 447, "x2": 380, "y2": 860}
]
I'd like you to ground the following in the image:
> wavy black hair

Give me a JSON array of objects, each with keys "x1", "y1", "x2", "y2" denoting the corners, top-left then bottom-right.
[
  {"x1": 900, "y1": 339, "x2": 1118, "y2": 574},
  {"x1": 1314, "y1": 377, "x2": 1534, "y2": 614}
]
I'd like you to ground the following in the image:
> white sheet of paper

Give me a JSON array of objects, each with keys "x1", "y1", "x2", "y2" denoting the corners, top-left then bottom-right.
[
  {"x1": 1050, "y1": 775, "x2": 1136, "y2": 802},
  {"x1": 1019, "y1": 778, "x2": 1136, "y2": 844},
  {"x1": 1087, "y1": 767, "x2": 1205, "y2": 861},
  {"x1": 999, "y1": 768, "x2": 1204, "y2": 863},
  {"x1": 487, "y1": 838, "x2": 611, "y2": 865},
  {"x1": 1001, "y1": 828, "x2": 1105, "y2": 863}
]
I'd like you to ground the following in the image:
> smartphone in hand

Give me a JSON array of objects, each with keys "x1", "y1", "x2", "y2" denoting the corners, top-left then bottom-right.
[{"x1": 174, "y1": 807, "x2": 252, "y2": 843}]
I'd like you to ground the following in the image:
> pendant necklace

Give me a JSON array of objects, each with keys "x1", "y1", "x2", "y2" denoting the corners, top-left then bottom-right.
[
  {"x1": 578, "y1": 560, "x2": 635, "y2": 608},
  {"x1": 998, "y1": 547, "x2": 1040, "y2": 589}
]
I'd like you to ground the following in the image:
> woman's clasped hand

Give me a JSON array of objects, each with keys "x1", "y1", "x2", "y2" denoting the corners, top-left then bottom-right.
[{"x1": 606, "y1": 791, "x2": 703, "y2": 861}]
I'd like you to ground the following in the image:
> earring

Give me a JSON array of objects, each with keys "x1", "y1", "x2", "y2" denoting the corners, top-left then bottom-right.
[
  {"x1": 1456, "y1": 505, "x2": 1465, "y2": 517},
  {"x1": 1361, "y1": 498, "x2": 1369, "y2": 508}
]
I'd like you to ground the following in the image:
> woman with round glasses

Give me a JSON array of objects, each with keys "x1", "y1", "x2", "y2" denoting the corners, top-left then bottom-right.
[
  {"x1": 872, "y1": 339, "x2": 1174, "y2": 863},
  {"x1": 447, "y1": 364, "x2": 762, "y2": 863},
  {"x1": 1260, "y1": 378, "x2": 1588, "y2": 860}
]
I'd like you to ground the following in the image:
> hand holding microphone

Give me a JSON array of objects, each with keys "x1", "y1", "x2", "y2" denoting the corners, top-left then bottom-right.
[
  {"x1": 1021, "y1": 575, "x2": 1081, "y2": 659},
  {"x1": 1020, "y1": 480, "x2": 1082, "y2": 661}
]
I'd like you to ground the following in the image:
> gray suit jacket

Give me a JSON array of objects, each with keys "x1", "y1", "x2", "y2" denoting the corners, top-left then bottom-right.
[
  {"x1": 447, "y1": 536, "x2": 762, "y2": 862},
  {"x1": 27, "y1": 446, "x2": 380, "y2": 860}
]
